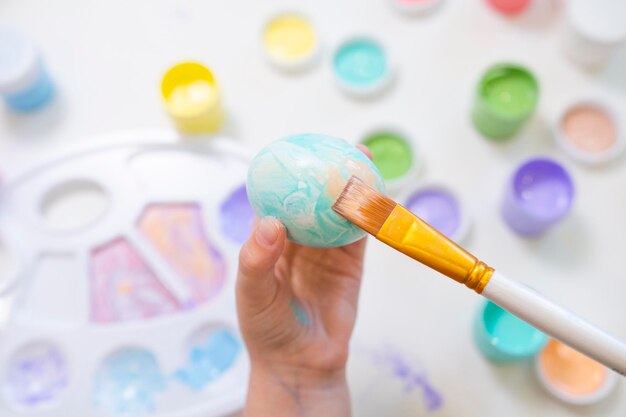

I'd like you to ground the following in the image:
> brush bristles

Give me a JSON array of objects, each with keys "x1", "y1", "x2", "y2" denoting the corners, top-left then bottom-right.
[{"x1": 332, "y1": 176, "x2": 397, "y2": 236}]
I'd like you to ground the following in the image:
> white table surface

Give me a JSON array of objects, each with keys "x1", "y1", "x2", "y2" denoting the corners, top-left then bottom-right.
[{"x1": 1, "y1": 0, "x2": 626, "y2": 416}]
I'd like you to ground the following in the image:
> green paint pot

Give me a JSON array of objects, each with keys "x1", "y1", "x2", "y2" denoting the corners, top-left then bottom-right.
[
  {"x1": 360, "y1": 129, "x2": 421, "y2": 193},
  {"x1": 473, "y1": 300, "x2": 547, "y2": 362},
  {"x1": 471, "y1": 63, "x2": 539, "y2": 140}
]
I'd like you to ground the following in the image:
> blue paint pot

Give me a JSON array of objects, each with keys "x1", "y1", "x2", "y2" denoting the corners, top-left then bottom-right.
[
  {"x1": 0, "y1": 29, "x2": 55, "y2": 112},
  {"x1": 332, "y1": 37, "x2": 393, "y2": 98},
  {"x1": 473, "y1": 300, "x2": 547, "y2": 362}
]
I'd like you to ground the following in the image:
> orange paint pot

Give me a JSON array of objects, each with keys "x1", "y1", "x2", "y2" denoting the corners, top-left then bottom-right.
[
  {"x1": 536, "y1": 339, "x2": 618, "y2": 405},
  {"x1": 554, "y1": 99, "x2": 625, "y2": 166}
]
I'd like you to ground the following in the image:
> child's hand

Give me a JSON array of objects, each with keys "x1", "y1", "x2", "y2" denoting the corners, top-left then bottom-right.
[{"x1": 237, "y1": 217, "x2": 367, "y2": 417}]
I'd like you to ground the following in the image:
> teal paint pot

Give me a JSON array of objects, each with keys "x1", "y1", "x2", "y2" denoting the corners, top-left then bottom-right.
[{"x1": 473, "y1": 300, "x2": 548, "y2": 362}]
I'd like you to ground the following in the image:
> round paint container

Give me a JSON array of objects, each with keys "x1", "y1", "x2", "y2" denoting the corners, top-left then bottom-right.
[
  {"x1": 0, "y1": 28, "x2": 55, "y2": 112},
  {"x1": 474, "y1": 300, "x2": 548, "y2": 362},
  {"x1": 402, "y1": 184, "x2": 469, "y2": 243},
  {"x1": 564, "y1": 0, "x2": 626, "y2": 68},
  {"x1": 554, "y1": 100, "x2": 624, "y2": 166},
  {"x1": 262, "y1": 13, "x2": 320, "y2": 72},
  {"x1": 360, "y1": 129, "x2": 421, "y2": 193},
  {"x1": 536, "y1": 339, "x2": 618, "y2": 405},
  {"x1": 389, "y1": 0, "x2": 443, "y2": 14},
  {"x1": 160, "y1": 61, "x2": 224, "y2": 134},
  {"x1": 501, "y1": 158, "x2": 574, "y2": 237},
  {"x1": 332, "y1": 37, "x2": 393, "y2": 99},
  {"x1": 471, "y1": 63, "x2": 539, "y2": 140},
  {"x1": 486, "y1": 0, "x2": 531, "y2": 15}
]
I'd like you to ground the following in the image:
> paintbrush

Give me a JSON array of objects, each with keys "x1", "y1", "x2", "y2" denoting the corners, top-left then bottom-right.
[{"x1": 333, "y1": 176, "x2": 626, "y2": 376}]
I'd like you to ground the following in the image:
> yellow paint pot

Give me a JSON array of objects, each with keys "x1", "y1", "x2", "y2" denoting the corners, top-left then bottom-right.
[
  {"x1": 262, "y1": 13, "x2": 319, "y2": 71},
  {"x1": 161, "y1": 62, "x2": 224, "y2": 134}
]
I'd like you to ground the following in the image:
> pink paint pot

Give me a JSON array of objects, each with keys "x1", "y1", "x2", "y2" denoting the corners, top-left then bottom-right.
[
  {"x1": 486, "y1": 0, "x2": 531, "y2": 15},
  {"x1": 554, "y1": 100, "x2": 625, "y2": 166}
]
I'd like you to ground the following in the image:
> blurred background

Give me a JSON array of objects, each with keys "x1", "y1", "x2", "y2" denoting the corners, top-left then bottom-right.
[{"x1": 1, "y1": 0, "x2": 626, "y2": 416}]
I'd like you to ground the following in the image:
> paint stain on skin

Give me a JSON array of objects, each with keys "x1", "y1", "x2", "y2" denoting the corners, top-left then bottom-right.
[
  {"x1": 358, "y1": 345, "x2": 443, "y2": 412},
  {"x1": 290, "y1": 298, "x2": 311, "y2": 325}
]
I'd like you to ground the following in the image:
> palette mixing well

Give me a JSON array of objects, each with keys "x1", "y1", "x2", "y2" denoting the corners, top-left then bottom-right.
[{"x1": 0, "y1": 132, "x2": 255, "y2": 417}]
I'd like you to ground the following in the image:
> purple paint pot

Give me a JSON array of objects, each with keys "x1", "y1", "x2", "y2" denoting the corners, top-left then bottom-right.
[
  {"x1": 501, "y1": 158, "x2": 574, "y2": 237},
  {"x1": 220, "y1": 184, "x2": 255, "y2": 244},
  {"x1": 404, "y1": 185, "x2": 469, "y2": 242}
]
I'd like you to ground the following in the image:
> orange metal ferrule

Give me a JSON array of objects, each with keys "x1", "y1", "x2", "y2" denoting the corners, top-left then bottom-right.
[{"x1": 375, "y1": 205, "x2": 494, "y2": 293}]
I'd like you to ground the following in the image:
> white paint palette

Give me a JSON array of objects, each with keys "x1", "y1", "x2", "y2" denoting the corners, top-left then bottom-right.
[{"x1": 0, "y1": 131, "x2": 254, "y2": 417}]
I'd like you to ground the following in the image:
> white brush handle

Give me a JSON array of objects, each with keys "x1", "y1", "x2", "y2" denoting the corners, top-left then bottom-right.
[{"x1": 482, "y1": 271, "x2": 626, "y2": 376}]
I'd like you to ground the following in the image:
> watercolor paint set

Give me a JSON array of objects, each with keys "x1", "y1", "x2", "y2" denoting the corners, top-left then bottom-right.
[{"x1": 0, "y1": 132, "x2": 254, "y2": 416}]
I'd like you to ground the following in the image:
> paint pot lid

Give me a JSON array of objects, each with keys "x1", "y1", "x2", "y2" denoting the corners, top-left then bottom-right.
[
  {"x1": 480, "y1": 300, "x2": 548, "y2": 358},
  {"x1": 536, "y1": 339, "x2": 619, "y2": 405},
  {"x1": 0, "y1": 28, "x2": 40, "y2": 94},
  {"x1": 360, "y1": 128, "x2": 422, "y2": 194},
  {"x1": 262, "y1": 12, "x2": 320, "y2": 72},
  {"x1": 567, "y1": 0, "x2": 626, "y2": 44},
  {"x1": 332, "y1": 37, "x2": 394, "y2": 99},
  {"x1": 554, "y1": 100, "x2": 625, "y2": 166},
  {"x1": 389, "y1": 0, "x2": 443, "y2": 14},
  {"x1": 402, "y1": 184, "x2": 469, "y2": 243}
]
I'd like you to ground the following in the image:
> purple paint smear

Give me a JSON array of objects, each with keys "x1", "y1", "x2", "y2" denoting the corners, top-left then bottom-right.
[
  {"x1": 358, "y1": 345, "x2": 443, "y2": 412},
  {"x1": 5, "y1": 344, "x2": 68, "y2": 407},
  {"x1": 405, "y1": 188, "x2": 461, "y2": 239},
  {"x1": 220, "y1": 184, "x2": 255, "y2": 244}
]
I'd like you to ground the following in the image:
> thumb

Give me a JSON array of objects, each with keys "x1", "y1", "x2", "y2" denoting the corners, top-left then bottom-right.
[{"x1": 237, "y1": 217, "x2": 286, "y2": 311}]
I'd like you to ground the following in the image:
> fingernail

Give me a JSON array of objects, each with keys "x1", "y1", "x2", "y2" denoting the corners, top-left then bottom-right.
[{"x1": 256, "y1": 217, "x2": 280, "y2": 247}]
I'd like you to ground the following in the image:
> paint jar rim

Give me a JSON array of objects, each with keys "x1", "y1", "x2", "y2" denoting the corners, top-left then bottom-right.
[
  {"x1": 554, "y1": 99, "x2": 625, "y2": 166},
  {"x1": 388, "y1": 0, "x2": 444, "y2": 15},
  {"x1": 399, "y1": 182, "x2": 470, "y2": 244},
  {"x1": 476, "y1": 63, "x2": 539, "y2": 121},
  {"x1": 358, "y1": 127, "x2": 422, "y2": 194},
  {"x1": 160, "y1": 61, "x2": 221, "y2": 119},
  {"x1": 0, "y1": 28, "x2": 41, "y2": 94},
  {"x1": 535, "y1": 339, "x2": 619, "y2": 406},
  {"x1": 475, "y1": 300, "x2": 548, "y2": 360},
  {"x1": 332, "y1": 36, "x2": 395, "y2": 99},
  {"x1": 566, "y1": 0, "x2": 626, "y2": 45},
  {"x1": 261, "y1": 11, "x2": 321, "y2": 72},
  {"x1": 510, "y1": 157, "x2": 574, "y2": 222}
]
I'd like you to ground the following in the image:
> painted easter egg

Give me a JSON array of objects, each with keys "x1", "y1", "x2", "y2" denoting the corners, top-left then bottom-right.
[{"x1": 246, "y1": 134, "x2": 385, "y2": 247}]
